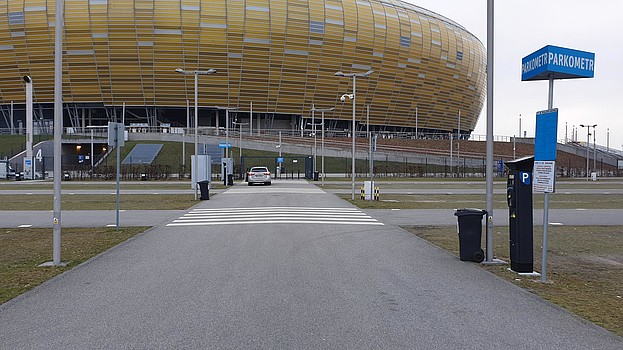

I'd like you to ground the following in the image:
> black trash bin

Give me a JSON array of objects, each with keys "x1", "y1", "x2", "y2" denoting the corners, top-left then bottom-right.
[
  {"x1": 454, "y1": 208, "x2": 486, "y2": 262},
  {"x1": 198, "y1": 180, "x2": 210, "y2": 200},
  {"x1": 313, "y1": 171, "x2": 319, "y2": 181},
  {"x1": 227, "y1": 174, "x2": 234, "y2": 186}
]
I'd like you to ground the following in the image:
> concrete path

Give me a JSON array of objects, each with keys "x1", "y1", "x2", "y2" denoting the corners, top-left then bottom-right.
[{"x1": 1, "y1": 180, "x2": 622, "y2": 349}]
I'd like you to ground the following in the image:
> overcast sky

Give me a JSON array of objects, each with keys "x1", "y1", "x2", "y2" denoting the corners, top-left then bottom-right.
[{"x1": 405, "y1": 0, "x2": 623, "y2": 151}]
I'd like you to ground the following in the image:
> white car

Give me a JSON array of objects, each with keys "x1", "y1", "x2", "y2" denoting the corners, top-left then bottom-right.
[{"x1": 247, "y1": 166, "x2": 272, "y2": 186}]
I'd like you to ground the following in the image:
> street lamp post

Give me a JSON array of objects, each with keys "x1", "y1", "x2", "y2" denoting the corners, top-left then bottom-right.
[
  {"x1": 580, "y1": 124, "x2": 596, "y2": 180},
  {"x1": 335, "y1": 69, "x2": 374, "y2": 200},
  {"x1": 175, "y1": 67, "x2": 217, "y2": 199},
  {"x1": 311, "y1": 106, "x2": 334, "y2": 186}
]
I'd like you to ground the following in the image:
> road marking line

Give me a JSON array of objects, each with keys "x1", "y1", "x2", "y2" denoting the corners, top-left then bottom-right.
[
  {"x1": 167, "y1": 220, "x2": 384, "y2": 226},
  {"x1": 18, "y1": 224, "x2": 33, "y2": 228}
]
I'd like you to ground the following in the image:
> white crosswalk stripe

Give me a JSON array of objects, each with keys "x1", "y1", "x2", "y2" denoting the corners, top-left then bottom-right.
[
  {"x1": 224, "y1": 187, "x2": 325, "y2": 194},
  {"x1": 166, "y1": 206, "x2": 384, "y2": 227}
]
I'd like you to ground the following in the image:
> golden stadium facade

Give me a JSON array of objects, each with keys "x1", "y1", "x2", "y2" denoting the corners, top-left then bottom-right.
[{"x1": 0, "y1": 0, "x2": 486, "y2": 135}]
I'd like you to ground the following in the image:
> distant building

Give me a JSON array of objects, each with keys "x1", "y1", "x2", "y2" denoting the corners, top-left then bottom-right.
[{"x1": 0, "y1": 0, "x2": 485, "y2": 137}]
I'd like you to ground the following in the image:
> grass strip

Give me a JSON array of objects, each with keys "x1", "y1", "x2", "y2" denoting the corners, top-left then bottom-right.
[
  {"x1": 0, "y1": 226, "x2": 148, "y2": 304},
  {"x1": 403, "y1": 225, "x2": 623, "y2": 337},
  {"x1": 0, "y1": 194, "x2": 199, "y2": 210},
  {"x1": 343, "y1": 193, "x2": 623, "y2": 210}
]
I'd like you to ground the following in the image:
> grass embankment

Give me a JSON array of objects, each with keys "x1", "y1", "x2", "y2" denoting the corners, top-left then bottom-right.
[
  {"x1": 405, "y1": 225, "x2": 623, "y2": 337},
  {"x1": 0, "y1": 226, "x2": 147, "y2": 304}
]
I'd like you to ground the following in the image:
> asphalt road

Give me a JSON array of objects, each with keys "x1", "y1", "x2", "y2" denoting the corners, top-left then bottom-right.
[{"x1": 1, "y1": 180, "x2": 622, "y2": 349}]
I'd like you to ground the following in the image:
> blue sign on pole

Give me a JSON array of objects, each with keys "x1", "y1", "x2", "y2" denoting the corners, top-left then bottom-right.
[
  {"x1": 534, "y1": 109, "x2": 559, "y2": 161},
  {"x1": 277, "y1": 157, "x2": 284, "y2": 163},
  {"x1": 218, "y1": 143, "x2": 232, "y2": 149},
  {"x1": 521, "y1": 45, "x2": 595, "y2": 81}
]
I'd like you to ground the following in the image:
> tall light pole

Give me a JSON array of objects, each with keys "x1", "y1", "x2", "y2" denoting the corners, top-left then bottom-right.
[
  {"x1": 311, "y1": 106, "x2": 334, "y2": 186},
  {"x1": 51, "y1": 0, "x2": 64, "y2": 266},
  {"x1": 485, "y1": 0, "x2": 495, "y2": 263},
  {"x1": 335, "y1": 69, "x2": 374, "y2": 200},
  {"x1": 580, "y1": 124, "x2": 596, "y2": 180},
  {"x1": 23, "y1": 76, "x2": 33, "y2": 180},
  {"x1": 175, "y1": 67, "x2": 217, "y2": 199}
]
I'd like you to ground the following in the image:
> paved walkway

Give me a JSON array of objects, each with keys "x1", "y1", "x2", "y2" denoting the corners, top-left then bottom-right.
[{"x1": 1, "y1": 181, "x2": 622, "y2": 349}]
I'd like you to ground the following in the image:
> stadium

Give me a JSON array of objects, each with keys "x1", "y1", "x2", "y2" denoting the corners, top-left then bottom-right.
[{"x1": 0, "y1": 0, "x2": 486, "y2": 137}]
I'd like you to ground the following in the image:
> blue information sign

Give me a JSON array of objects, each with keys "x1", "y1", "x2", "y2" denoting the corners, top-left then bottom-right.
[
  {"x1": 277, "y1": 157, "x2": 284, "y2": 163},
  {"x1": 534, "y1": 109, "x2": 559, "y2": 161},
  {"x1": 522, "y1": 45, "x2": 595, "y2": 81},
  {"x1": 218, "y1": 143, "x2": 231, "y2": 149}
]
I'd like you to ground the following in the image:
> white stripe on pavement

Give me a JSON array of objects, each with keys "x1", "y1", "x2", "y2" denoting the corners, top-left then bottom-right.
[
  {"x1": 167, "y1": 206, "x2": 383, "y2": 227},
  {"x1": 167, "y1": 220, "x2": 384, "y2": 226}
]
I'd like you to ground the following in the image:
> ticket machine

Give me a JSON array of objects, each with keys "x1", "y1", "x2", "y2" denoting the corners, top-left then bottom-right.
[{"x1": 505, "y1": 156, "x2": 534, "y2": 273}]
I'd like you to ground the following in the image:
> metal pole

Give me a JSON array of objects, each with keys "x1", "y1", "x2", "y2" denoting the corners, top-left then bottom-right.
[
  {"x1": 321, "y1": 111, "x2": 325, "y2": 186},
  {"x1": 457, "y1": 110, "x2": 461, "y2": 177},
  {"x1": 368, "y1": 105, "x2": 373, "y2": 205},
  {"x1": 52, "y1": 0, "x2": 64, "y2": 266},
  {"x1": 225, "y1": 109, "x2": 229, "y2": 159},
  {"x1": 351, "y1": 75, "x2": 356, "y2": 201},
  {"x1": 116, "y1": 124, "x2": 120, "y2": 229},
  {"x1": 25, "y1": 77, "x2": 33, "y2": 179},
  {"x1": 485, "y1": 0, "x2": 495, "y2": 263},
  {"x1": 593, "y1": 125, "x2": 597, "y2": 172},
  {"x1": 250, "y1": 101, "x2": 253, "y2": 135},
  {"x1": 450, "y1": 133, "x2": 453, "y2": 176},
  {"x1": 240, "y1": 122, "x2": 242, "y2": 160},
  {"x1": 194, "y1": 73, "x2": 199, "y2": 200},
  {"x1": 607, "y1": 128, "x2": 610, "y2": 153},
  {"x1": 91, "y1": 129, "x2": 94, "y2": 174},
  {"x1": 10, "y1": 101, "x2": 14, "y2": 135},
  {"x1": 312, "y1": 104, "x2": 316, "y2": 173},
  {"x1": 415, "y1": 107, "x2": 418, "y2": 139},
  {"x1": 183, "y1": 99, "x2": 188, "y2": 169},
  {"x1": 541, "y1": 74, "x2": 554, "y2": 282},
  {"x1": 586, "y1": 129, "x2": 590, "y2": 180},
  {"x1": 279, "y1": 131, "x2": 282, "y2": 178}
]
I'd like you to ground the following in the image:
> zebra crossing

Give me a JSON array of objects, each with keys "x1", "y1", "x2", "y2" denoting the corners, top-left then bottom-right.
[
  {"x1": 223, "y1": 187, "x2": 325, "y2": 195},
  {"x1": 166, "y1": 206, "x2": 384, "y2": 227}
]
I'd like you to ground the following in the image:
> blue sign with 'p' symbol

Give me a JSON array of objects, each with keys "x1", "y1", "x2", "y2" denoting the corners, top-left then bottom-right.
[{"x1": 520, "y1": 171, "x2": 531, "y2": 186}]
